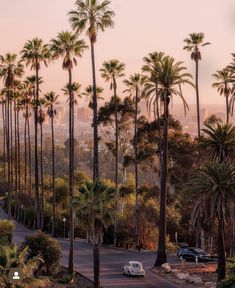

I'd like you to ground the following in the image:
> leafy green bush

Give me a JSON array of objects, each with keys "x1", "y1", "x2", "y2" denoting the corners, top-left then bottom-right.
[
  {"x1": 21, "y1": 232, "x2": 61, "y2": 275},
  {"x1": 0, "y1": 220, "x2": 14, "y2": 244},
  {"x1": 227, "y1": 257, "x2": 235, "y2": 275},
  {"x1": 218, "y1": 275, "x2": 235, "y2": 288}
]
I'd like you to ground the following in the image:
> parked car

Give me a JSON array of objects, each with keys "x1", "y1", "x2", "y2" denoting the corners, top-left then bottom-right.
[
  {"x1": 178, "y1": 247, "x2": 211, "y2": 262},
  {"x1": 123, "y1": 261, "x2": 145, "y2": 277}
]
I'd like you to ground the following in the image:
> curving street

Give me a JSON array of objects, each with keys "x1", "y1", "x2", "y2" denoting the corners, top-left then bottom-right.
[{"x1": 0, "y1": 207, "x2": 180, "y2": 288}]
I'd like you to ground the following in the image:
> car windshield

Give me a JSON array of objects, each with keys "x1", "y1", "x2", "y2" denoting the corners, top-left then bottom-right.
[
  {"x1": 132, "y1": 263, "x2": 141, "y2": 268},
  {"x1": 194, "y1": 249, "x2": 205, "y2": 254}
]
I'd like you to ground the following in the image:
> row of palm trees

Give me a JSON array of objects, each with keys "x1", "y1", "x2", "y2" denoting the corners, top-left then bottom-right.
[{"x1": 0, "y1": 1, "x2": 235, "y2": 288}]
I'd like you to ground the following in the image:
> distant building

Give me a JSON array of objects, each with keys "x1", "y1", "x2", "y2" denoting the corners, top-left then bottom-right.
[
  {"x1": 201, "y1": 108, "x2": 209, "y2": 122},
  {"x1": 77, "y1": 107, "x2": 92, "y2": 122}
]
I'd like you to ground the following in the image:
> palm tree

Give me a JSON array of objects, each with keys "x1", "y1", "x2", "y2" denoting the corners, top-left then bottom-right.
[
  {"x1": 83, "y1": 85, "x2": 104, "y2": 110},
  {"x1": 69, "y1": 0, "x2": 115, "y2": 184},
  {"x1": 190, "y1": 162, "x2": 235, "y2": 282},
  {"x1": 38, "y1": 98, "x2": 46, "y2": 231},
  {"x1": 44, "y1": 91, "x2": 59, "y2": 236},
  {"x1": 183, "y1": 33, "x2": 210, "y2": 137},
  {"x1": 142, "y1": 52, "x2": 165, "y2": 120},
  {"x1": 0, "y1": 245, "x2": 50, "y2": 287},
  {"x1": 212, "y1": 69, "x2": 234, "y2": 123},
  {"x1": 21, "y1": 85, "x2": 31, "y2": 200},
  {"x1": 21, "y1": 38, "x2": 50, "y2": 229},
  {"x1": 74, "y1": 181, "x2": 114, "y2": 288},
  {"x1": 0, "y1": 92, "x2": 6, "y2": 182},
  {"x1": 50, "y1": 30, "x2": 87, "y2": 273},
  {"x1": 123, "y1": 73, "x2": 147, "y2": 250},
  {"x1": 200, "y1": 122, "x2": 235, "y2": 163},
  {"x1": 100, "y1": 59, "x2": 125, "y2": 247},
  {"x1": 153, "y1": 55, "x2": 193, "y2": 266},
  {"x1": 0, "y1": 53, "x2": 24, "y2": 219}
]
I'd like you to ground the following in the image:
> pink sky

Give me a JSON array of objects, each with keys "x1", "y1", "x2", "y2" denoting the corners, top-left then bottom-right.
[{"x1": 0, "y1": 0, "x2": 235, "y2": 108}]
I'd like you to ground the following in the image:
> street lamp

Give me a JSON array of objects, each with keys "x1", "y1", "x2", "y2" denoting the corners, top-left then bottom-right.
[
  {"x1": 63, "y1": 218, "x2": 66, "y2": 238},
  {"x1": 20, "y1": 205, "x2": 24, "y2": 223}
]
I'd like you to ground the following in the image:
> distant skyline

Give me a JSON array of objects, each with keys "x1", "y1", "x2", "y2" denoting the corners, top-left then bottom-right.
[{"x1": 0, "y1": 0, "x2": 234, "y2": 109}]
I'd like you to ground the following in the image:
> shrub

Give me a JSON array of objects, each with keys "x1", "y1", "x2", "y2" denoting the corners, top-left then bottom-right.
[
  {"x1": 227, "y1": 257, "x2": 235, "y2": 275},
  {"x1": 218, "y1": 275, "x2": 235, "y2": 288},
  {"x1": 21, "y1": 232, "x2": 61, "y2": 275},
  {"x1": 0, "y1": 220, "x2": 14, "y2": 244}
]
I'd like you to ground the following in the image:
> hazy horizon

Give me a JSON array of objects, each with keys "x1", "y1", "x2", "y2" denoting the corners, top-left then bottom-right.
[{"x1": 0, "y1": 0, "x2": 234, "y2": 109}]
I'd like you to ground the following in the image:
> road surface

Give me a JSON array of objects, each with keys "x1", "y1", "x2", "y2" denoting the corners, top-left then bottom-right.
[{"x1": 0, "y1": 207, "x2": 180, "y2": 288}]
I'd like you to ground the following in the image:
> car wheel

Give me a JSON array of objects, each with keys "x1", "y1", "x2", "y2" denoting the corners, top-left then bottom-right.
[
  {"x1": 128, "y1": 271, "x2": 131, "y2": 277},
  {"x1": 123, "y1": 269, "x2": 125, "y2": 275}
]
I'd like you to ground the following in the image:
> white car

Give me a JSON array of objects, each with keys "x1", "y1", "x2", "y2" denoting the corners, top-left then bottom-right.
[{"x1": 123, "y1": 261, "x2": 145, "y2": 277}]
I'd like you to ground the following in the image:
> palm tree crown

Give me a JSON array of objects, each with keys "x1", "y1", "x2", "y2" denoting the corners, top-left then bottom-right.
[
  {"x1": 100, "y1": 59, "x2": 125, "y2": 88},
  {"x1": 83, "y1": 84, "x2": 104, "y2": 109},
  {"x1": 0, "y1": 53, "x2": 24, "y2": 88},
  {"x1": 69, "y1": 0, "x2": 115, "y2": 43},
  {"x1": 200, "y1": 122, "x2": 235, "y2": 162},
  {"x1": 21, "y1": 38, "x2": 50, "y2": 70},
  {"x1": 50, "y1": 31, "x2": 87, "y2": 70},
  {"x1": 183, "y1": 33, "x2": 210, "y2": 61}
]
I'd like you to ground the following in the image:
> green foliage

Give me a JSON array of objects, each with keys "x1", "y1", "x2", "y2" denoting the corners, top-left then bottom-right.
[
  {"x1": 21, "y1": 232, "x2": 61, "y2": 275},
  {"x1": 0, "y1": 220, "x2": 14, "y2": 244},
  {"x1": 0, "y1": 244, "x2": 50, "y2": 288},
  {"x1": 227, "y1": 257, "x2": 235, "y2": 275},
  {"x1": 218, "y1": 275, "x2": 235, "y2": 288}
]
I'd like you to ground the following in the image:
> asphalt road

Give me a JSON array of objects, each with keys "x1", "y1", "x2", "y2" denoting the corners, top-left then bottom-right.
[{"x1": 0, "y1": 207, "x2": 180, "y2": 288}]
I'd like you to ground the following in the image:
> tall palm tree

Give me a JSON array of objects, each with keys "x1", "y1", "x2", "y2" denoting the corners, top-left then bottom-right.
[
  {"x1": 50, "y1": 31, "x2": 87, "y2": 273},
  {"x1": 21, "y1": 84, "x2": 32, "y2": 199},
  {"x1": 190, "y1": 162, "x2": 235, "y2": 282},
  {"x1": 69, "y1": 0, "x2": 115, "y2": 185},
  {"x1": 83, "y1": 85, "x2": 104, "y2": 110},
  {"x1": 100, "y1": 59, "x2": 125, "y2": 247},
  {"x1": 183, "y1": 33, "x2": 210, "y2": 137},
  {"x1": 44, "y1": 91, "x2": 59, "y2": 236},
  {"x1": 38, "y1": 98, "x2": 46, "y2": 230},
  {"x1": 153, "y1": 55, "x2": 193, "y2": 266},
  {"x1": 74, "y1": 181, "x2": 114, "y2": 288},
  {"x1": 212, "y1": 69, "x2": 234, "y2": 123},
  {"x1": 21, "y1": 38, "x2": 50, "y2": 228},
  {"x1": 0, "y1": 92, "x2": 6, "y2": 182},
  {"x1": 142, "y1": 52, "x2": 165, "y2": 120},
  {"x1": 200, "y1": 122, "x2": 235, "y2": 163},
  {"x1": 123, "y1": 73, "x2": 147, "y2": 250},
  {"x1": 0, "y1": 53, "x2": 24, "y2": 219},
  {"x1": 142, "y1": 52, "x2": 165, "y2": 198}
]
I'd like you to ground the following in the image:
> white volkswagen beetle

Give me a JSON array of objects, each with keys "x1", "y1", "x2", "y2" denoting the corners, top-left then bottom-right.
[{"x1": 123, "y1": 261, "x2": 145, "y2": 277}]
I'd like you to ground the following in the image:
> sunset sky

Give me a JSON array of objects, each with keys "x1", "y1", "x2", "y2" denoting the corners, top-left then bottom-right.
[{"x1": 0, "y1": 0, "x2": 234, "y2": 108}]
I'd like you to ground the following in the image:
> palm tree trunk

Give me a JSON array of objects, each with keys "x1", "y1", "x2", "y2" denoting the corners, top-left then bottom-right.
[
  {"x1": 90, "y1": 40, "x2": 99, "y2": 181},
  {"x1": 94, "y1": 243, "x2": 100, "y2": 288},
  {"x1": 35, "y1": 55, "x2": 40, "y2": 229},
  {"x1": 27, "y1": 112, "x2": 32, "y2": 198},
  {"x1": 68, "y1": 68, "x2": 75, "y2": 274},
  {"x1": 17, "y1": 109, "x2": 21, "y2": 221},
  {"x1": 225, "y1": 82, "x2": 229, "y2": 123},
  {"x1": 195, "y1": 58, "x2": 201, "y2": 138},
  {"x1": 155, "y1": 92, "x2": 169, "y2": 267},
  {"x1": 135, "y1": 87, "x2": 140, "y2": 251},
  {"x1": 113, "y1": 76, "x2": 118, "y2": 247},
  {"x1": 10, "y1": 102, "x2": 14, "y2": 207},
  {"x1": 6, "y1": 91, "x2": 12, "y2": 219},
  {"x1": 14, "y1": 100, "x2": 18, "y2": 219},
  {"x1": 24, "y1": 116, "x2": 27, "y2": 196},
  {"x1": 2, "y1": 101, "x2": 6, "y2": 181},
  {"x1": 51, "y1": 107, "x2": 56, "y2": 236},
  {"x1": 40, "y1": 122, "x2": 44, "y2": 230},
  {"x1": 217, "y1": 218, "x2": 226, "y2": 281}
]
